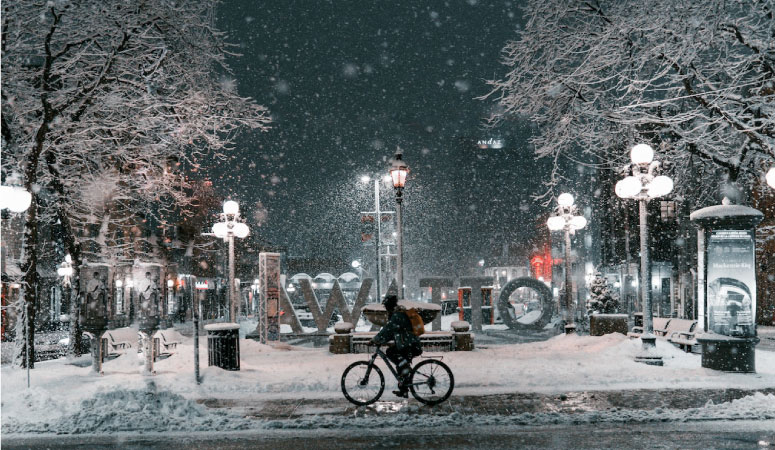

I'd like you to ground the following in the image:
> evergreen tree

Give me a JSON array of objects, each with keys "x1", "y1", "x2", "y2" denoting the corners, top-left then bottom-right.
[{"x1": 586, "y1": 272, "x2": 619, "y2": 315}]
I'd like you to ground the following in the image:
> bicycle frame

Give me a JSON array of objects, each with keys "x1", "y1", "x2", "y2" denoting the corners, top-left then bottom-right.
[{"x1": 366, "y1": 347, "x2": 401, "y2": 383}]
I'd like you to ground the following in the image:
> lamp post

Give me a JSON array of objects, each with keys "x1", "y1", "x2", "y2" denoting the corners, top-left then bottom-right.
[
  {"x1": 166, "y1": 279, "x2": 175, "y2": 325},
  {"x1": 212, "y1": 200, "x2": 249, "y2": 322},
  {"x1": 546, "y1": 193, "x2": 587, "y2": 334},
  {"x1": 615, "y1": 144, "x2": 673, "y2": 366},
  {"x1": 359, "y1": 174, "x2": 393, "y2": 301},
  {"x1": 115, "y1": 279, "x2": 124, "y2": 315},
  {"x1": 3, "y1": 174, "x2": 33, "y2": 383},
  {"x1": 767, "y1": 167, "x2": 775, "y2": 189},
  {"x1": 389, "y1": 150, "x2": 409, "y2": 299}
]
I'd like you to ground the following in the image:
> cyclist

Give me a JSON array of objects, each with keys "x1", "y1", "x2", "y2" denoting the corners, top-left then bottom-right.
[{"x1": 370, "y1": 294, "x2": 423, "y2": 398}]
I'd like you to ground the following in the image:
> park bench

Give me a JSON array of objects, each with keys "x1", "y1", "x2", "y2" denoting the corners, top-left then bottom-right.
[
  {"x1": 153, "y1": 329, "x2": 183, "y2": 360},
  {"x1": 627, "y1": 317, "x2": 699, "y2": 353},
  {"x1": 627, "y1": 317, "x2": 671, "y2": 339},
  {"x1": 665, "y1": 319, "x2": 698, "y2": 353},
  {"x1": 103, "y1": 327, "x2": 139, "y2": 359}
]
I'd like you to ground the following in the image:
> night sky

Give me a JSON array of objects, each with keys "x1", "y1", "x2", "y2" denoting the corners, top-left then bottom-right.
[{"x1": 212, "y1": 1, "x2": 552, "y2": 279}]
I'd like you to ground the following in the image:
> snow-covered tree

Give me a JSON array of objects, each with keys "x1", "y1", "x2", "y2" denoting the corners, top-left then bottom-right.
[
  {"x1": 484, "y1": 0, "x2": 775, "y2": 202},
  {"x1": 2, "y1": 0, "x2": 270, "y2": 366},
  {"x1": 586, "y1": 272, "x2": 619, "y2": 315}
]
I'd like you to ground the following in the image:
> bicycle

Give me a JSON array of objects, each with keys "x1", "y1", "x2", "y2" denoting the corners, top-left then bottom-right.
[{"x1": 341, "y1": 345, "x2": 454, "y2": 406}]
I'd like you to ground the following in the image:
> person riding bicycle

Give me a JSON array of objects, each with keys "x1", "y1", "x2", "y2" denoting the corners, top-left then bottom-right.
[{"x1": 370, "y1": 294, "x2": 423, "y2": 398}]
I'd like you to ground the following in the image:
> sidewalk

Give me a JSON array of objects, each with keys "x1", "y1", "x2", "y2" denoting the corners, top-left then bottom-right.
[{"x1": 3, "y1": 331, "x2": 775, "y2": 435}]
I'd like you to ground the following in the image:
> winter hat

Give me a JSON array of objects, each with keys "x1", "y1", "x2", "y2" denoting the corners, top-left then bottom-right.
[{"x1": 382, "y1": 294, "x2": 398, "y2": 310}]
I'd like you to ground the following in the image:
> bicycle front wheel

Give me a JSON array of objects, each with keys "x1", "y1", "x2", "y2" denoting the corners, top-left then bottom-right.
[
  {"x1": 409, "y1": 359, "x2": 454, "y2": 405},
  {"x1": 341, "y1": 361, "x2": 385, "y2": 406}
]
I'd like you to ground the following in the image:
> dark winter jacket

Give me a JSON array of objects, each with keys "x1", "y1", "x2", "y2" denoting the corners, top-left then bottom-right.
[{"x1": 372, "y1": 309, "x2": 422, "y2": 355}]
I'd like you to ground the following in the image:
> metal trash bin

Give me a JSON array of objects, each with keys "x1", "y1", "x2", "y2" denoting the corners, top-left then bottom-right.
[{"x1": 204, "y1": 323, "x2": 240, "y2": 371}]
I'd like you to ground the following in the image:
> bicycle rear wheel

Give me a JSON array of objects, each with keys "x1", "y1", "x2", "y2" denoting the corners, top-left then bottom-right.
[
  {"x1": 409, "y1": 359, "x2": 454, "y2": 405},
  {"x1": 341, "y1": 361, "x2": 385, "y2": 406}
]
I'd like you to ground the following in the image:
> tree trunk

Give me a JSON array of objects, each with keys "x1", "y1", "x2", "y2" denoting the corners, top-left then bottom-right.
[
  {"x1": 68, "y1": 283, "x2": 83, "y2": 357},
  {"x1": 19, "y1": 199, "x2": 39, "y2": 369}
]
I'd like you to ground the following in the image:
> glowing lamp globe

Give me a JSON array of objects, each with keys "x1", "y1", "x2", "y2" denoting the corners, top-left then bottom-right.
[
  {"x1": 116, "y1": 279, "x2": 123, "y2": 288},
  {"x1": 0, "y1": 186, "x2": 12, "y2": 209},
  {"x1": 547, "y1": 216, "x2": 565, "y2": 231},
  {"x1": 167, "y1": 279, "x2": 174, "y2": 288},
  {"x1": 647, "y1": 175, "x2": 674, "y2": 198},
  {"x1": 360, "y1": 175, "x2": 371, "y2": 183},
  {"x1": 223, "y1": 200, "x2": 239, "y2": 216},
  {"x1": 351, "y1": 260, "x2": 361, "y2": 268},
  {"x1": 389, "y1": 152, "x2": 409, "y2": 188},
  {"x1": 233, "y1": 222, "x2": 250, "y2": 238},
  {"x1": 557, "y1": 193, "x2": 574, "y2": 207},
  {"x1": 630, "y1": 144, "x2": 654, "y2": 165},
  {"x1": 570, "y1": 215, "x2": 587, "y2": 230},
  {"x1": 212, "y1": 221, "x2": 228, "y2": 238},
  {"x1": 615, "y1": 176, "x2": 642, "y2": 198},
  {"x1": 767, "y1": 167, "x2": 775, "y2": 189}
]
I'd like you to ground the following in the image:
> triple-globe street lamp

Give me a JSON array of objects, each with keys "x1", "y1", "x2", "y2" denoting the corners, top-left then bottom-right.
[
  {"x1": 547, "y1": 193, "x2": 587, "y2": 333},
  {"x1": 389, "y1": 150, "x2": 409, "y2": 299},
  {"x1": 212, "y1": 200, "x2": 249, "y2": 322},
  {"x1": 615, "y1": 144, "x2": 673, "y2": 366}
]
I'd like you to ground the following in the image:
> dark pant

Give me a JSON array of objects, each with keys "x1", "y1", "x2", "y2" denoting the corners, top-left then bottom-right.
[{"x1": 386, "y1": 345, "x2": 412, "y2": 368}]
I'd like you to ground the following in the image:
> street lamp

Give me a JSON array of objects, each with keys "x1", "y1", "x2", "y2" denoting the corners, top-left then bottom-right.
[
  {"x1": 358, "y1": 174, "x2": 392, "y2": 301},
  {"x1": 389, "y1": 149, "x2": 409, "y2": 299},
  {"x1": 57, "y1": 255, "x2": 74, "y2": 323},
  {"x1": 615, "y1": 143, "x2": 673, "y2": 366},
  {"x1": 546, "y1": 193, "x2": 587, "y2": 334},
  {"x1": 166, "y1": 279, "x2": 175, "y2": 323},
  {"x1": 767, "y1": 167, "x2": 775, "y2": 189},
  {"x1": 115, "y1": 279, "x2": 124, "y2": 317},
  {"x1": 0, "y1": 173, "x2": 32, "y2": 213},
  {"x1": 212, "y1": 200, "x2": 249, "y2": 322}
]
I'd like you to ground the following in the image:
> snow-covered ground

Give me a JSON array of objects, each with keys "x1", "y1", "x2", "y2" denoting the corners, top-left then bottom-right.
[{"x1": 2, "y1": 332, "x2": 775, "y2": 435}]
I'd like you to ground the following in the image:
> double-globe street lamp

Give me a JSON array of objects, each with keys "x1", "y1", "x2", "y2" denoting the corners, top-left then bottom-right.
[
  {"x1": 615, "y1": 144, "x2": 673, "y2": 366},
  {"x1": 389, "y1": 150, "x2": 409, "y2": 299},
  {"x1": 212, "y1": 200, "x2": 249, "y2": 322},
  {"x1": 546, "y1": 193, "x2": 587, "y2": 334}
]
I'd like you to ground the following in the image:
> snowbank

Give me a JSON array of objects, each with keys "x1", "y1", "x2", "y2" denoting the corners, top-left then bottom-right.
[{"x1": 3, "y1": 332, "x2": 775, "y2": 434}]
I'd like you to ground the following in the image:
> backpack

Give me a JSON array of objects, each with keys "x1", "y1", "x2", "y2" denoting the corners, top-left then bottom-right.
[{"x1": 405, "y1": 308, "x2": 425, "y2": 337}]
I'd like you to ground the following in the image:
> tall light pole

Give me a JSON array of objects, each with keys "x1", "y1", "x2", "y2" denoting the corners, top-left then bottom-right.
[
  {"x1": 389, "y1": 150, "x2": 409, "y2": 299},
  {"x1": 359, "y1": 174, "x2": 393, "y2": 301},
  {"x1": 546, "y1": 193, "x2": 587, "y2": 334},
  {"x1": 615, "y1": 144, "x2": 673, "y2": 366},
  {"x1": 212, "y1": 200, "x2": 249, "y2": 323},
  {"x1": 2, "y1": 173, "x2": 32, "y2": 382}
]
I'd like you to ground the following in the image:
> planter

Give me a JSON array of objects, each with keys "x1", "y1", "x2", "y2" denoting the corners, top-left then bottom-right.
[
  {"x1": 362, "y1": 300, "x2": 441, "y2": 326},
  {"x1": 589, "y1": 313, "x2": 628, "y2": 336},
  {"x1": 696, "y1": 332, "x2": 759, "y2": 373}
]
